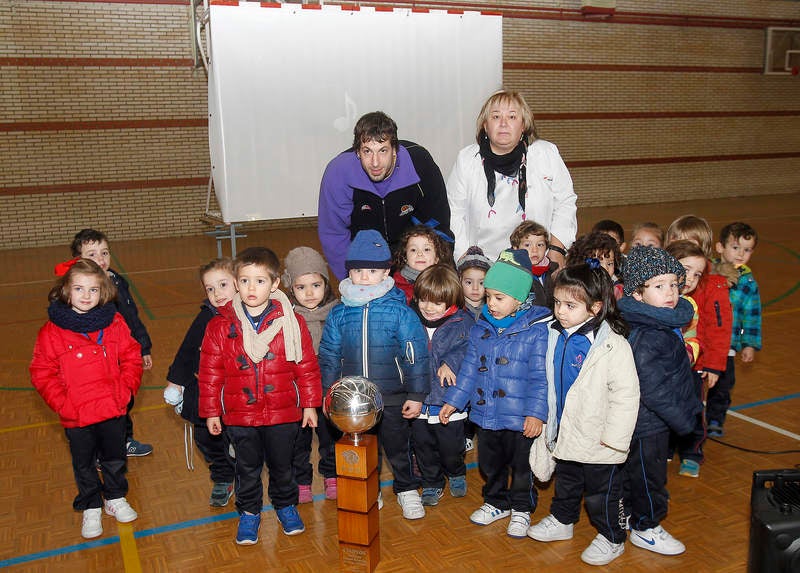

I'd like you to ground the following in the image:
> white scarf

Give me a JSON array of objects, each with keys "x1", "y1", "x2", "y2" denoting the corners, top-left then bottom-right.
[{"x1": 232, "y1": 290, "x2": 303, "y2": 364}]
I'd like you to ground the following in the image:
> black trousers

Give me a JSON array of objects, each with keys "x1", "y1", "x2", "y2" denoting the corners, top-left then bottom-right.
[
  {"x1": 676, "y1": 370, "x2": 707, "y2": 464},
  {"x1": 411, "y1": 417, "x2": 466, "y2": 489},
  {"x1": 477, "y1": 428, "x2": 536, "y2": 512},
  {"x1": 622, "y1": 431, "x2": 670, "y2": 531},
  {"x1": 226, "y1": 423, "x2": 299, "y2": 514},
  {"x1": 551, "y1": 459, "x2": 626, "y2": 544},
  {"x1": 293, "y1": 407, "x2": 338, "y2": 485},
  {"x1": 125, "y1": 394, "x2": 135, "y2": 441},
  {"x1": 64, "y1": 415, "x2": 128, "y2": 511},
  {"x1": 706, "y1": 355, "x2": 736, "y2": 425},
  {"x1": 193, "y1": 423, "x2": 235, "y2": 483}
]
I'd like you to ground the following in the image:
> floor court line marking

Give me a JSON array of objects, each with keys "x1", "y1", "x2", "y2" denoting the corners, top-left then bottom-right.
[
  {"x1": 118, "y1": 524, "x2": 143, "y2": 573},
  {"x1": 0, "y1": 404, "x2": 169, "y2": 434},
  {"x1": 727, "y1": 410, "x2": 800, "y2": 441},
  {"x1": 0, "y1": 266, "x2": 199, "y2": 289}
]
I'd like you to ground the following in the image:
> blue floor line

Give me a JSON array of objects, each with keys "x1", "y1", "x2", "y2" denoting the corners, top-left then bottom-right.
[
  {"x1": 730, "y1": 392, "x2": 800, "y2": 412},
  {"x1": 1, "y1": 461, "x2": 481, "y2": 568}
]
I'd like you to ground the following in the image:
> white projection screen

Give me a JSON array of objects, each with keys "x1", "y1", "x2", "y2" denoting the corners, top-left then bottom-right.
[{"x1": 207, "y1": 2, "x2": 502, "y2": 223}]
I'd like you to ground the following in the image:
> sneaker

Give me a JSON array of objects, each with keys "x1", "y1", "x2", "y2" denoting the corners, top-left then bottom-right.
[
  {"x1": 630, "y1": 525, "x2": 685, "y2": 555},
  {"x1": 527, "y1": 514, "x2": 574, "y2": 541},
  {"x1": 421, "y1": 487, "x2": 444, "y2": 506},
  {"x1": 507, "y1": 510, "x2": 530, "y2": 538},
  {"x1": 377, "y1": 491, "x2": 383, "y2": 510},
  {"x1": 81, "y1": 508, "x2": 103, "y2": 539},
  {"x1": 465, "y1": 438, "x2": 474, "y2": 452},
  {"x1": 397, "y1": 490, "x2": 426, "y2": 520},
  {"x1": 678, "y1": 459, "x2": 700, "y2": 478},
  {"x1": 581, "y1": 533, "x2": 625, "y2": 565},
  {"x1": 126, "y1": 439, "x2": 153, "y2": 457},
  {"x1": 104, "y1": 497, "x2": 138, "y2": 523},
  {"x1": 470, "y1": 503, "x2": 510, "y2": 526},
  {"x1": 275, "y1": 505, "x2": 305, "y2": 536},
  {"x1": 210, "y1": 482, "x2": 234, "y2": 507},
  {"x1": 707, "y1": 420, "x2": 724, "y2": 437},
  {"x1": 236, "y1": 512, "x2": 261, "y2": 545},
  {"x1": 449, "y1": 475, "x2": 467, "y2": 498},
  {"x1": 298, "y1": 484, "x2": 313, "y2": 504},
  {"x1": 324, "y1": 477, "x2": 337, "y2": 500}
]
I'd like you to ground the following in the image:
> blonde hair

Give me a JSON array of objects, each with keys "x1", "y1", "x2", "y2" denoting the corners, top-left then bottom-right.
[
  {"x1": 475, "y1": 90, "x2": 538, "y2": 143},
  {"x1": 667, "y1": 215, "x2": 713, "y2": 258}
]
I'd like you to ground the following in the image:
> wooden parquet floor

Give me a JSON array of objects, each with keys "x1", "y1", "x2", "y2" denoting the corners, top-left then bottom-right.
[{"x1": 0, "y1": 193, "x2": 798, "y2": 572}]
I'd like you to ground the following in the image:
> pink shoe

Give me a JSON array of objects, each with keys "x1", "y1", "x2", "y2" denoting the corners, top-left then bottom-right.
[
  {"x1": 324, "y1": 477, "x2": 337, "y2": 500},
  {"x1": 298, "y1": 484, "x2": 313, "y2": 504}
]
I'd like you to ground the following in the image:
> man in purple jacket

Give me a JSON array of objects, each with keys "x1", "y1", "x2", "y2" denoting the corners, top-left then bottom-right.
[{"x1": 317, "y1": 111, "x2": 453, "y2": 279}]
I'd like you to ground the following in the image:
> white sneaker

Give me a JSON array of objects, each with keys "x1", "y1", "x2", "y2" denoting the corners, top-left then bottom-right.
[
  {"x1": 465, "y1": 438, "x2": 474, "y2": 452},
  {"x1": 470, "y1": 503, "x2": 511, "y2": 526},
  {"x1": 506, "y1": 510, "x2": 530, "y2": 538},
  {"x1": 397, "y1": 490, "x2": 425, "y2": 520},
  {"x1": 581, "y1": 534, "x2": 625, "y2": 565},
  {"x1": 81, "y1": 508, "x2": 103, "y2": 539},
  {"x1": 104, "y1": 497, "x2": 138, "y2": 523},
  {"x1": 630, "y1": 525, "x2": 685, "y2": 555},
  {"x1": 527, "y1": 513, "x2": 574, "y2": 541}
]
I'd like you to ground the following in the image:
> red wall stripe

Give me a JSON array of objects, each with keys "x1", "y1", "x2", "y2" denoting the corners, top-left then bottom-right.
[
  {"x1": 536, "y1": 111, "x2": 800, "y2": 121},
  {"x1": 0, "y1": 57, "x2": 193, "y2": 68},
  {"x1": 0, "y1": 177, "x2": 208, "y2": 197},
  {"x1": 41, "y1": 0, "x2": 186, "y2": 4},
  {"x1": 0, "y1": 119, "x2": 209, "y2": 133},
  {"x1": 505, "y1": 62, "x2": 762, "y2": 74},
  {"x1": 567, "y1": 152, "x2": 800, "y2": 169}
]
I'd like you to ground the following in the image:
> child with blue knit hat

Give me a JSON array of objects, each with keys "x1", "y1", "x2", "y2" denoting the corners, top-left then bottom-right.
[
  {"x1": 440, "y1": 248, "x2": 551, "y2": 539},
  {"x1": 617, "y1": 246, "x2": 702, "y2": 558},
  {"x1": 318, "y1": 229, "x2": 431, "y2": 520}
]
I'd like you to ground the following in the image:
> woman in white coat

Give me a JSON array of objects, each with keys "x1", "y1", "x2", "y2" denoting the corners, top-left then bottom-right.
[{"x1": 447, "y1": 90, "x2": 577, "y2": 268}]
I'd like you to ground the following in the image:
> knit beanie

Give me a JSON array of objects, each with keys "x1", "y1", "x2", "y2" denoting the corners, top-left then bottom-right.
[
  {"x1": 345, "y1": 230, "x2": 392, "y2": 271},
  {"x1": 282, "y1": 246, "x2": 329, "y2": 288},
  {"x1": 623, "y1": 245, "x2": 686, "y2": 296},
  {"x1": 483, "y1": 249, "x2": 534, "y2": 301},
  {"x1": 456, "y1": 245, "x2": 492, "y2": 274}
]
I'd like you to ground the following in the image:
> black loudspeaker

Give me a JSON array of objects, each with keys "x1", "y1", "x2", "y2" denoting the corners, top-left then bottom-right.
[{"x1": 748, "y1": 469, "x2": 800, "y2": 573}]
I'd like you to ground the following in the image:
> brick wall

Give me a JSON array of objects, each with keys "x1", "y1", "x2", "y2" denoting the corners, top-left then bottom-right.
[{"x1": 1, "y1": 0, "x2": 798, "y2": 248}]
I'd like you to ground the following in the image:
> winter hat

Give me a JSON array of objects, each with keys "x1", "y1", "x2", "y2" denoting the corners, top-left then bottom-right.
[
  {"x1": 282, "y1": 246, "x2": 329, "y2": 288},
  {"x1": 456, "y1": 245, "x2": 492, "y2": 274},
  {"x1": 483, "y1": 249, "x2": 534, "y2": 302},
  {"x1": 345, "y1": 230, "x2": 392, "y2": 271},
  {"x1": 623, "y1": 245, "x2": 686, "y2": 296}
]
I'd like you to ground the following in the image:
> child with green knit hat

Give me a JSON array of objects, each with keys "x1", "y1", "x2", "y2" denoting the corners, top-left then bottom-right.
[{"x1": 440, "y1": 248, "x2": 551, "y2": 539}]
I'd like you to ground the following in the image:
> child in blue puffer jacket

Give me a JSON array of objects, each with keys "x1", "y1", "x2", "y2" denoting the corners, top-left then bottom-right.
[
  {"x1": 318, "y1": 230, "x2": 430, "y2": 520},
  {"x1": 410, "y1": 264, "x2": 474, "y2": 506},
  {"x1": 440, "y1": 249, "x2": 551, "y2": 540}
]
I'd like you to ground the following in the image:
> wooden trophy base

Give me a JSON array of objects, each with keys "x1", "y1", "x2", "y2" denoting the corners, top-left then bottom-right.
[{"x1": 335, "y1": 434, "x2": 380, "y2": 572}]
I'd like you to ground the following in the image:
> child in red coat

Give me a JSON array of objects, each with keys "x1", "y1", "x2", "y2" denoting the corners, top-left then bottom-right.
[{"x1": 30, "y1": 259, "x2": 143, "y2": 539}]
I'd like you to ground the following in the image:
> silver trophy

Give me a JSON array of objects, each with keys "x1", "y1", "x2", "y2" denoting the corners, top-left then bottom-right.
[{"x1": 323, "y1": 376, "x2": 384, "y2": 445}]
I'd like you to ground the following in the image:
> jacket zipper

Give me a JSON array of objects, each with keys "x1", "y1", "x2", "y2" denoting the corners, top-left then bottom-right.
[{"x1": 362, "y1": 303, "x2": 369, "y2": 377}]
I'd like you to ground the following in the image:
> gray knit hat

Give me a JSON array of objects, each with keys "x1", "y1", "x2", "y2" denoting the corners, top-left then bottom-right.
[
  {"x1": 456, "y1": 245, "x2": 492, "y2": 274},
  {"x1": 282, "y1": 246, "x2": 330, "y2": 288},
  {"x1": 623, "y1": 246, "x2": 686, "y2": 296}
]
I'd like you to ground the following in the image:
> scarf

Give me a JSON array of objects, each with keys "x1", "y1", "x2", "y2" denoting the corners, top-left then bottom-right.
[
  {"x1": 47, "y1": 299, "x2": 116, "y2": 333},
  {"x1": 232, "y1": 290, "x2": 303, "y2": 364},
  {"x1": 399, "y1": 265, "x2": 421, "y2": 284},
  {"x1": 479, "y1": 134, "x2": 528, "y2": 210},
  {"x1": 339, "y1": 276, "x2": 395, "y2": 307},
  {"x1": 411, "y1": 301, "x2": 459, "y2": 329},
  {"x1": 531, "y1": 256, "x2": 552, "y2": 277}
]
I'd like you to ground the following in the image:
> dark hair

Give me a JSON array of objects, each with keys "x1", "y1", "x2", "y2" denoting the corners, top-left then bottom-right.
[
  {"x1": 49, "y1": 259, "x2": 117, "y2": 306},
  {"x1": 70, "y1": 228, "x2": 109, "y2": 257},
  {"x1": 719, "y1": 221, "x2": 758, "y2": 248},
  {"x1": 554, "y1": 263, "x2": 629, "y2": 336},
  {"x1": 413, "y1": 265, "x2": 463, "y2": 308},
  {"x1": 394, "y1": 225, "x2": 452, "y2": 269},
  {"x1": 235, "y1": 247, "x2": 281, "y2": 280},
  {"x1": 665, "y1": 239, "x2": 706, "y2": 262},
  {"x1": 510, "y1": 220, "x2": 549, "y2": 249},
  {"x1": 566, "y1": 232, "x2": 621, "y2": 273},
  {"x1": 352, "y1": 112, "x2": 398, "y2": 151},
  {"x1": 285, "y1": 272, "x2": 336, "y2": 308},
  {"x1": 591, "y1": 219, "x2": 625, "y2": 244}
]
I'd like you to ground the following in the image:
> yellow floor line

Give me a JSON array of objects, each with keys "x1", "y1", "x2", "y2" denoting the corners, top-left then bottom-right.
[
  {"x1": 118, "y1": 523, "x2": 143, "y2": 573},
  {"x1": 0, "y1": 404, "x2": 169, "y2": 435},
  {"x1": 763, "y1": 306, "x2": 800, "y2": 317}
]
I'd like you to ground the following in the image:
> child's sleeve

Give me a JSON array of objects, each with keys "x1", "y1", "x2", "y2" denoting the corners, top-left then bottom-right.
[
  {"x1": 198, "y1": 320, "x2": 225, "y2": 419},
  {"x1": 739, "y1": 276, "x2": 762, "y2": 351},
  {"x1": 29, "y1": 326, "x2": 68, "y2": 414},
  {"x1": 396, "y1": 308, "x2": 430, "y2": 401},
  {"x1": 113, "y1": 273, "x2": 153, "y2": 356},
  {"x1": 443, "y1": 338, "x2": 478, "y2": 410},
  {"x1": 167, "y1": 310, "x2": 212, "y2": 388},
  {"x1": 317, "y1": 308, "x2": 343, "y2": 391},
  {"x1": 292, "y1": 314, "x2": 322, "y2": 408},
  {"x1": 524, "y1": 326, "x2": 549, "y2": 422},
  {"x1": 601, "y1": 339, "x2": 640, "y2": 452},
  {"x1": 116, "y1": 318, "x2": 144, "y2": 396},
  {"x1": 440, "y1": 317, "x2": 473, "y2": 374}
]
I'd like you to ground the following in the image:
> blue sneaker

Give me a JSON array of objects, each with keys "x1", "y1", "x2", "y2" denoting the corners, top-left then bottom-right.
[
  {"x1": 449, "y1": 476, "x2": 467, "y2": 498},
  {"x1": 236, "y1": 512, "x2": 261, "y2": 545},
  {"x1": 421, "y1": 487, "x2": 444, "y2": 506},
  {"x1": 678, "y1": 459, "x2": 700, "y2": 478},
  {"x1": 276, "y1": 505, "x2": 305, "y2": 536},
  {"x1": 126, "y1": 439, "x2": 153, "y2": 457},
  {"x1": 707, "y1": 420, "x2": 724, "y2": 437}
]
